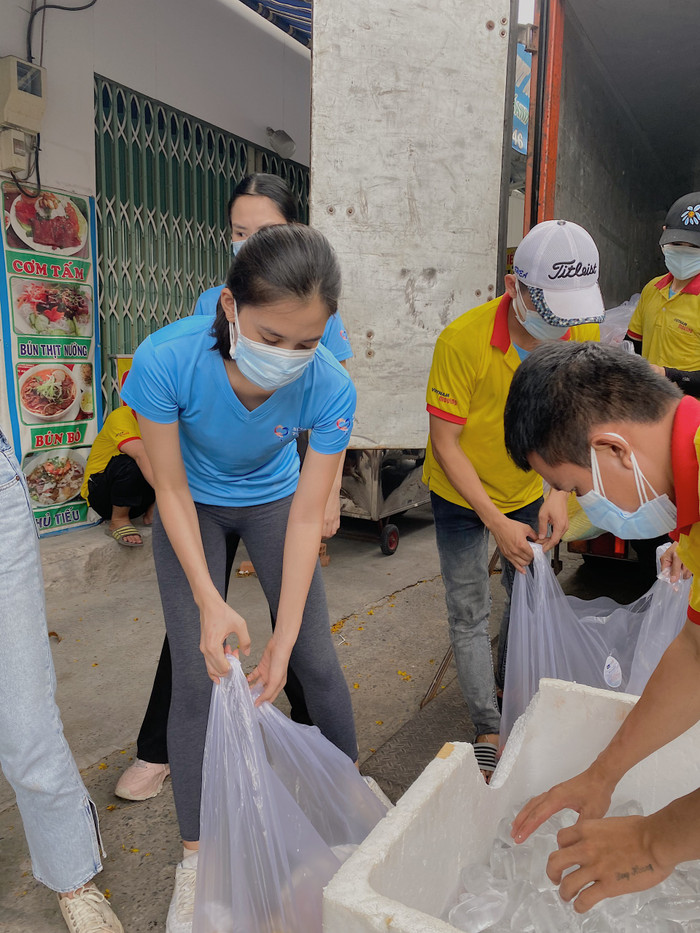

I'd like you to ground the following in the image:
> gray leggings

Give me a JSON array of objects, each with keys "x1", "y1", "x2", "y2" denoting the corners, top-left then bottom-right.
[{"x1": 152, "y1": 494, "x2": 358, "y2": 841}]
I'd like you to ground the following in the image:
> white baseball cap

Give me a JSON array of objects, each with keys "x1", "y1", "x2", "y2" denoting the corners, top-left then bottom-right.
[{"x1": 512, "y1": 219, "x2": 605, "y2": 325}]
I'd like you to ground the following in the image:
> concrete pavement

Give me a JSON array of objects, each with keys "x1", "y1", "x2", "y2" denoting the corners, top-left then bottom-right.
[
  {"x1": 0, "y1": 506, "x2": 653, "y2": 932},
  {"x1": 1, "y1": 506, "x2": 450, "y2": 931}
]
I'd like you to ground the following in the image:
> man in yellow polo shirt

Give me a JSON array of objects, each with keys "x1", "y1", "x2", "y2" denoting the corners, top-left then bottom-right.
[
  {"x1": 626, "y1": 191, "x2": 700, "y2": 396},
  {"x1": 504, "y1": 342, "x2": 700, "y2": 914},
  {"x1": 423, "y1": 220, "x2": 603, "y2": 780},
  {"x1": 81, "y1": 404, "x2": 155, "y2": 546}
]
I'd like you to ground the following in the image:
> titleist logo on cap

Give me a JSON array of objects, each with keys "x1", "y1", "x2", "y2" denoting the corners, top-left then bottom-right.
[{"x1": 548, "y1": 260, "x2": 598, "y2": 280}]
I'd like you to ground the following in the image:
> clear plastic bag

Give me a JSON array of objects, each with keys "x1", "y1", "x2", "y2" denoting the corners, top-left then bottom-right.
[
  {"x1": 599, "y1": 294, "x2": 640, "y2": 347},
  {"x1": 193, "y1": 659, "x2": 389, "y2": 933},
  {"x1": 256, "y1": 694, "x2": 389, "y2": 848},
  {"x1": 501, "y1": 544, "x2": 691, "y2": 743}
]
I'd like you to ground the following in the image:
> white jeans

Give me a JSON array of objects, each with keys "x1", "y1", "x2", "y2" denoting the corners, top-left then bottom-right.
[{"x1": 0, "y1": 428, "x2": 103, "y2": 892}]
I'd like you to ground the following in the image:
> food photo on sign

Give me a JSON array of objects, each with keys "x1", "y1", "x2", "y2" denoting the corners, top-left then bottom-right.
[
  {"x1": 16, "y1": 362, "x2": 94, "y2": 425},
  {"x1": 3, "y1": 186, "x2": 90, "y2": 257},
  {"x1": 10, "y1": 276, "x2": 92, "y2": 336},
  {"x1": 22, "y1": 447, "x2": 88, "y2": 507}
]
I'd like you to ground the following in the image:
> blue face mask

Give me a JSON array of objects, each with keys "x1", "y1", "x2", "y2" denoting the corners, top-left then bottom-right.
[
  {"x1": 577, "y1": 434, "x2": 677, "y2": 539},
  {"x1": 513, "y1": 287, "x2": 566, "y2": 341},
  {"x1": 228, "y1": 303, "x2": 316, "y2": 391},
  {"x1": 230, "y1": 239, "x2": 245, "y2": 259},
  {"x1": 662, "y1": 245, "x2": 700, "y2": 281}
]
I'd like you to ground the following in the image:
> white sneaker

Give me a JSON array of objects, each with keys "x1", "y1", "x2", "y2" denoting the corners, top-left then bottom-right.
[
  {"x1": 114, "y1": 758, "x2": 170, "y2": 801},
  {"x1": 166, "y1": 854, "x2": 198, "y2": 933},
  {"x1": 58, "y1": 884, "x2": 124, "y2": 933}
]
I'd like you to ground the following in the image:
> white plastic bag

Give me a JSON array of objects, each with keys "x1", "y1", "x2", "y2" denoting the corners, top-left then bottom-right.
[
  {"x1": 256, "y1": 694, "x2": 389, "y2": 848},
  {"x1": 193, "y1": 659, "x2": 389, "y2": 933},
  {"x1": 501, "y1": 544, "x2": 691, "y2": 743},
  {"x1": 599, "y1": 294, "x2": 640, "y2": 347}
]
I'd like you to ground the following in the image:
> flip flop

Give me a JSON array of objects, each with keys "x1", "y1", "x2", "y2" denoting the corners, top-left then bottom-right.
[{"x1": 105, "y1": 523, "x2": 143, "y2": 547}]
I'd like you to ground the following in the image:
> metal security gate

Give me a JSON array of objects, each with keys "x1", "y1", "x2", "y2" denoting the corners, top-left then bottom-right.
[{"x1": 94, "y1": 75, "x2": 309, "y2": 411}]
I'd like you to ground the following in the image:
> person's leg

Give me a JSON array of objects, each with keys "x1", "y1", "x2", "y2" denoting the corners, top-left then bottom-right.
[
  {"x1": 222, "y1": 522, "x2": 312, "y2": 723},
  {"x1": 114, "y1": 633, "x2": 172, "y2": 800},
  {"x1": 279, "y1": 655, "x2": 313, "y2": 725},
  {"x1": 89, "y1": 455, "x2": 155, "y2": 545},
  {"x1": 0, "y1": 434, "x2": 112, "y2": 900},
  {"x1": 119, "y1": 525, "x2": 241, "y2": 799},
  {"x1": 134, "y1": 635, "x2": 172, "y2": 764},
  {"x1": 154, "y1": 504, "x2": 235, "y2": 932},
  {"x1": 223, "y1": 530, "x2": 238, "y2": 599},
  {"x1": 431, "y1": 492, "x2": 500, "y2": 740},
  {"x1": 241, "y1": 496, "x2": 358, "y2": 760},
  {"x1": 102, "y1": 453, "x2": 155, "y2": 518},
  {"x1": 153, "y1": 503, "x2": 229, "y2": 845},
  {"x1": 495, "y1": 497, "x2": 544, "y2": 689}
]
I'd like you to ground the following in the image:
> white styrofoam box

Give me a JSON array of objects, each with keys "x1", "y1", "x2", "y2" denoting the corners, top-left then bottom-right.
[{"x1": 323, "y1": 678, "x2": 700, "y2": 932}]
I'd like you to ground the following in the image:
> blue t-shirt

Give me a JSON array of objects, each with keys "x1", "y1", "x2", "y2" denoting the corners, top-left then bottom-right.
[
  {"x1": 121, "y1": 317, "x2": 356, "y2": 507},
  {"x1": 193, "y1": 285, "x2": 353, "y2": 363}
]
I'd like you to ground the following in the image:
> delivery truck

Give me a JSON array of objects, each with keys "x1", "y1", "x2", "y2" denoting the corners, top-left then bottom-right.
[{"x1": 309, "y1": 0, "x2": 698, "y2": 555}]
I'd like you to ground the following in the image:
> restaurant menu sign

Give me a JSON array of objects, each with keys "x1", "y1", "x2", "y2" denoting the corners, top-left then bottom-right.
[{"x1": 0, "y1": 181, "x2": 102, "y2": 535}]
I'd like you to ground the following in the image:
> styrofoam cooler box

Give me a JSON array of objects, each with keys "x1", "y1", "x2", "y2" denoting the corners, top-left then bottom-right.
[{"x1": 323, "y1": 678, "x2": 700, "y2": 932}]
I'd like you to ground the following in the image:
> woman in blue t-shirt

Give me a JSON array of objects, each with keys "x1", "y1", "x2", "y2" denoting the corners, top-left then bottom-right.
[
  {"x1": 121, "y1": 224, "x2": 357, "y2": 933},
  {"x1": 117, "y1": 176, "x2": 354, "y2": 802}
]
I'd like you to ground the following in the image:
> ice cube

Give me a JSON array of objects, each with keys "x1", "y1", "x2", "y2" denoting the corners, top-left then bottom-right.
[
  {"x1": 676, "y1": 861, "x2": 700, "y2": 893},
  {"x1": 608, "y1": 799, "x2": 644, "y2": 818},
  {"x1": 507, "y1": 889, "x2": 538, "y2": 931},
  {"x1": 490, "y1": 845, "x2": 511, "y2": 880},
  {"x1": 496, "y1": 816, "x2": 516, "y2": 847},
  {"x1": 529, "y1": 833, "x2": 557, "y2": 891},
  {"x1": 655, "y1": 872, "x2": 696, "y2": 897},
  {"x1": 581, "y1": 907, "x2": 615, "y2": 932},
  {"x1": 448, "y1": 890, "x2": 508, "y2": 933},
  {"x1": 559, "y1": 808, "x2": 580, "y2": 829},
  {"x1": 644, "y1": 893, "x2": 700, "y2": 922},
  {"x1": 509, "y1": 844, "x2": 535, "y2": 882},
  {"x1": 595, "y1": 893, "x2": 636, "y2": 920},
  {"x1": 634, "y1": 908, "x2": 684, "y2": 932},
  {"x1": 621, "y1": 914, "x2": 657, "y2": 933},
  {"x1": 527, "y1": 890, "x2": 579, "y2": 933},
  {"x1": 504, "y1": 878, "x2": 536, "y2": 913},
  {"x1": 489, "y1": 844, "x2": 533, "y2": 884},
  {"x1": 539, "y1": 808, "x2": 580, "y2": 835},
  {"x1": 459, "y1": 862, "x2": 493, "y2": 893}
]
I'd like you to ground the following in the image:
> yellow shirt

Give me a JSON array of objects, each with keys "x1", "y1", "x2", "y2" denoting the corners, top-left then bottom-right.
[
  {"x1": 670, "y1": 396, "x2": 700, "y2": 622},
  {"x1": 81, "y1": 406, "x2": 141, "y2": 500},
  {"x1": 627, "y1": 272, "x2": 700, "y2": 369},
  {"x1": 422, "y1": 294, "x2": 600, "y2": 512}
]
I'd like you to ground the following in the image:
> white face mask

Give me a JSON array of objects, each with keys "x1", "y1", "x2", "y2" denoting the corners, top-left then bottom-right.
[
  {"x1": 662, "y1": 244, "x2": 700, "y2": 281},
  {"x1": 577, "y1": 433, "x2": 677, "y2": 539},
  {"x1": 513, "y1": 285, "x2": 565, "y2": 341},
  {"x1": 228, "y1": 302, "x2": 317, "y2": 391}
]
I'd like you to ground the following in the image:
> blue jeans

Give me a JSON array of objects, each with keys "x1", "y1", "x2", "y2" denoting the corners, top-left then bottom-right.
[
  {"x1": 0, "y1": 428, "x2": 103, "y2": 892},
  {"x1": 431, "y1": 491, "x2": 543, "y2": 737}
]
